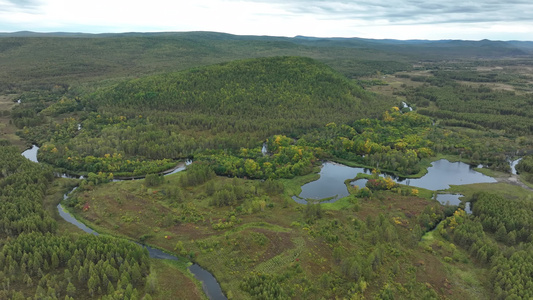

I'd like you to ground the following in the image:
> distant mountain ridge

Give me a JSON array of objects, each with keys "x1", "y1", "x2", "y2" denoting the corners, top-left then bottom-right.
[
  {"x1": 1, "y1": 30, "x2": 531, "y2": 51},
  {"x1": 1, "y1": 30, "x2": 531, "y2": 93}
]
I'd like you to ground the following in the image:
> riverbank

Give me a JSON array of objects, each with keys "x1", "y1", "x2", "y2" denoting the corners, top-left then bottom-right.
[{"x1": 35, "y1": 171, "x2": 210, "y2": 299}]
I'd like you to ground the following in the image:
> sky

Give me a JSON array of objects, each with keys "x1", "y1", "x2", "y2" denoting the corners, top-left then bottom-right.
[{"x1": 1, "y1": 0, "x2": 532, "y2": 41}]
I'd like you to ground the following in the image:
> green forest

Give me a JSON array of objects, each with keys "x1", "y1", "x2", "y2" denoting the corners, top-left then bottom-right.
[{"x1": 1, "y1": 32, "x2": 533, "y2": 299}]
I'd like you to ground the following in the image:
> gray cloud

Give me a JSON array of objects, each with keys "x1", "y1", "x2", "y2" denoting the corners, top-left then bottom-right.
[
  {"x1": 2, "y1": 0, "x2": 42, "y2": 12},
  {"x1": 0, "y1": 0, "x2": 530, "y2": 40},
  {"x1": 244, "y1": 0, "x2": 533, "y2": 25}
]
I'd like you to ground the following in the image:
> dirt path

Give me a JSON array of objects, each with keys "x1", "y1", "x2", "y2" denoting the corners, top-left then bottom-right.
[{"x1": 495, "y1": 174, "x2": 533, "y2": 192}]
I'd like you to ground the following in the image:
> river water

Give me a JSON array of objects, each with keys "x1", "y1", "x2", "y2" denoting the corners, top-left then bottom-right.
[
  {"x1": 21, "y1": 145, "x2": 227, "y2": 300},
  {"x1": 510, "y1": 158, "x2": 522, "y2": 175}
]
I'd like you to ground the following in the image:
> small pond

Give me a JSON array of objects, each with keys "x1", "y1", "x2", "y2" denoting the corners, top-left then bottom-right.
[
  {"x1": 292, "y1": 162, "x2": 370, "y2": 203},
  {"x1": 21, "y1": 145, "x2": 39, "y2": 163},
  {"x1": 435, "y1": 194, "x2": 472, "y2": 214},
  {"x1": 435, "y1": 194, "x2": 462, "y2": 206}
]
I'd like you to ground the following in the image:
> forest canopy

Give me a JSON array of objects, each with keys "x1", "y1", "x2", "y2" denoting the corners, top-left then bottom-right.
[{"x1": 16, "y1": 56, "x2": 393, "y2": 176}]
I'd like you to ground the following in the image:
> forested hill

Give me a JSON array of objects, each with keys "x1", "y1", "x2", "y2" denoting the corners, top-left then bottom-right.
[
  {"x1": 19, "y1": 57, "x2": 391, "y2": 175},
  {"x1": 88, "y1": 56, "x2": 385, "y2": 137}
]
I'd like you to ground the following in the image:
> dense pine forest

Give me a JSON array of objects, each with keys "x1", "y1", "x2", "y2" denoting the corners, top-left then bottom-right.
[
  {"x1": 1, "y1": 32, "x2": 533, "y2": 299},
  {"x1": 0, "y1": 147, "x2": 152, "y2": 299}
]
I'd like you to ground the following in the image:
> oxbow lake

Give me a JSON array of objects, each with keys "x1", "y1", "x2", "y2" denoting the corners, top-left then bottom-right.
[{"x1": 294, "y1": 159, "x2": 497, "y2": 203}]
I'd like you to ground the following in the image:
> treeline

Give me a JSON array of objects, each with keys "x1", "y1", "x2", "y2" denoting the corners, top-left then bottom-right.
[
  {"x1": 0, "y1": 33, "x2": 415, "y2": 95},
  {"x1": 424, "y1": 70, "x2": 529, "y2": 85},
  {"x1": 87, "y1": 56, "x2": 374, "y2": 142},
  {"x1": 0, "y1": 146, "x2": 153, "y2": 299},
  {"x1": 0, "y1": 146, "x2": 55, "y2": 236},
  {"x1": 200, "y1": 109, "x2": 473, "y2": 179},
  {"x1": 199, "y1": 135, "x2": 317, "y2": 179},
  {"x1": 440, "y1": 192, "x2": 533, "y2": 299},
  {"x1": 0, "y1": 232, "x2": 150, "y2": 299}
]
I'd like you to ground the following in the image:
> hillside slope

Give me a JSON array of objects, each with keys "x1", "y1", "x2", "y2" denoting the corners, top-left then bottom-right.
[{"x1": 92, "y1": 56, "x2": 372, "y2": 129}]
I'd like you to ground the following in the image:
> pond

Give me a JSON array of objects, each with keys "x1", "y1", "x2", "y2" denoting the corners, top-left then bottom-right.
[
  {"x1": 21, "y1": 145, "x2": 39, "y2": 163},
  {"x1": 292, "y1": 162, "x2": 370, "y2": 203},
  {"x1": 435, "y1": 194, "x2": 462, "y2": 206},
  {"x1": 434, "y1": 194, "x2": 473, "y2": 214},
  {"x1": 395, "y1": 159, "x2": 496, "y2": 190},
  {"x1": 294, "y1": 159, "x2": 497, "y2": 203}
]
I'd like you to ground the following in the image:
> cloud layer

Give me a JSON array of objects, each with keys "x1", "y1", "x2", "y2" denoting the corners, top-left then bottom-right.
[{"x1": 0, "y1": 0, "x2": 531, "y2": 40}]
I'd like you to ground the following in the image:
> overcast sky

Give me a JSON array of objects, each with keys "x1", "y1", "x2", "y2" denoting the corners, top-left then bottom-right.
[{"x1": 1, "y1": 0, "x2": 531, "y2": 40}]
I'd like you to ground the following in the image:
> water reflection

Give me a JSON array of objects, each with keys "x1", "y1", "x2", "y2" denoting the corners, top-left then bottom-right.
[
  {"x1": 294, "y1": 162, "x2": 370, "y2": 203},
  {"x1": 465, "y1": 202, "x2": 472, "y2": 215},
  {"x1": 395, "y1": 159, "x2": 496, "y2": 190},
  {"x1": 351, "y1": 179, "x2": 368, "y2": 189},
  {"x1": 435, "y1": 194, "x2": 473, "y2": 214},
  {"x1": 21, "y1": 145, "x2": 39, "y2": 162},
  {"x1": 57, "y1": 203, "x2": 99, "y2": 236},
  {"x1": 189, "y1": 264, "x2": 227, "y2": 300},
  {"x1": 166, "y1": 159, "x2": 192, "y2": 175},
  {"x1": 435, "y1": 194, "x2": 462, "y2": 206},
  {"x1": 295, "y1": 159, "x2": 497, "y2": 203}
]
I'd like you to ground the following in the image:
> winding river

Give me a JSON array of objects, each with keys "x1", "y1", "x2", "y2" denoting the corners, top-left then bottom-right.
[
  {"x1": 22, "y1": 145, "x2": 227, "y2": 300},
  {"x1": 22, "y1": 144, "x2": 522, "y2": 299}
]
